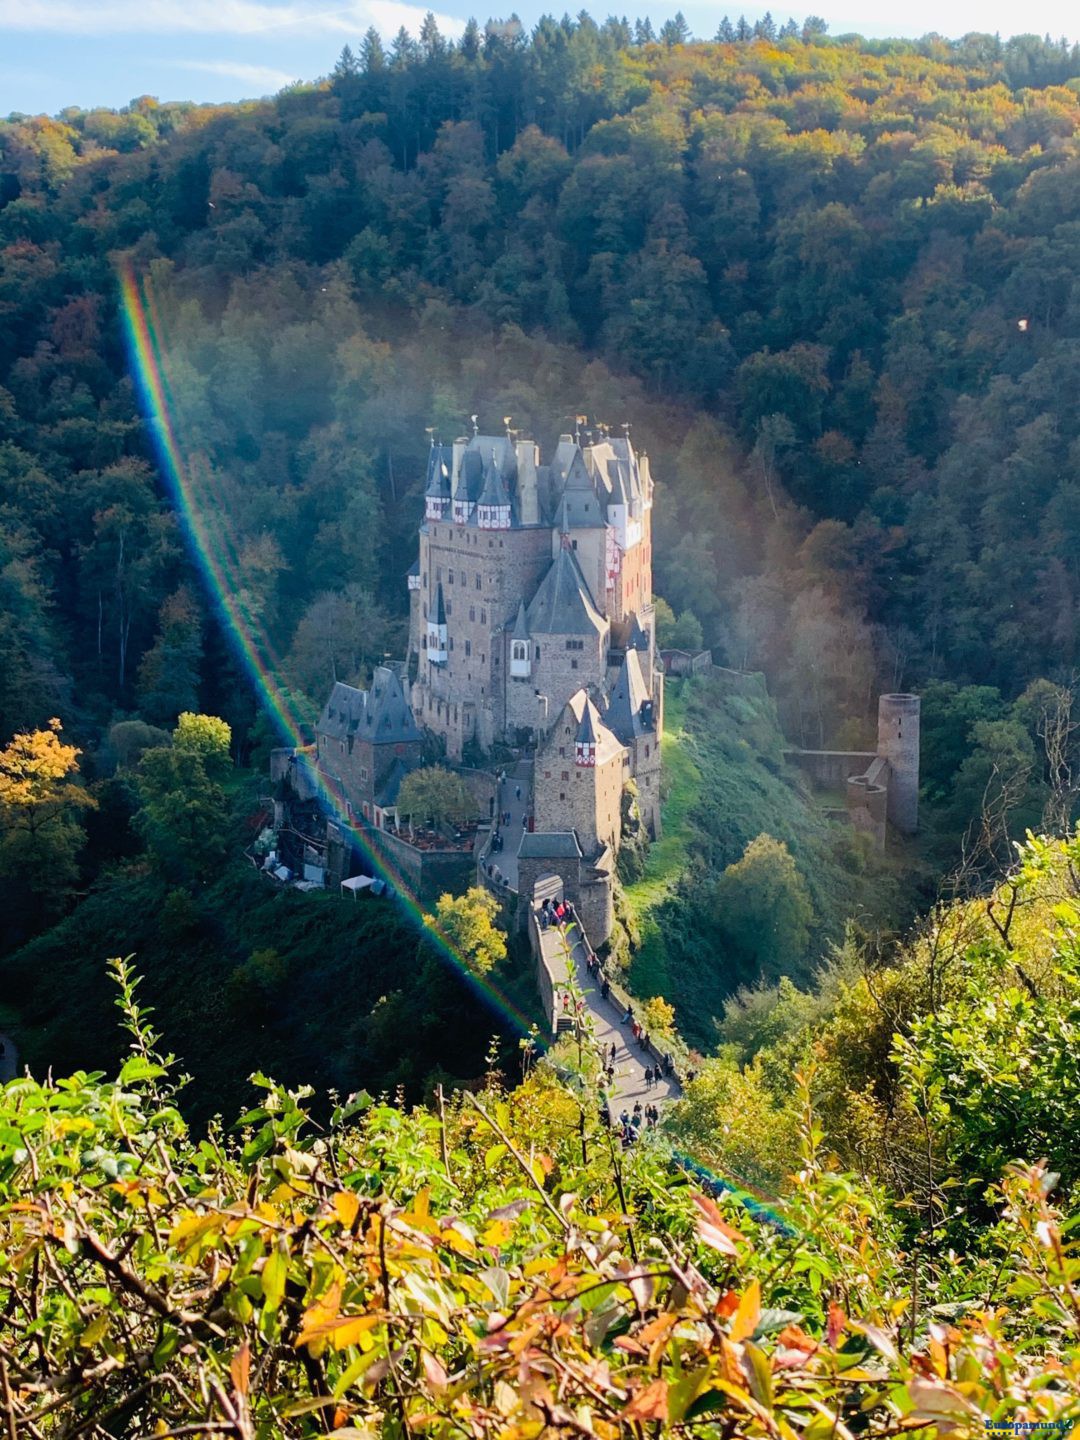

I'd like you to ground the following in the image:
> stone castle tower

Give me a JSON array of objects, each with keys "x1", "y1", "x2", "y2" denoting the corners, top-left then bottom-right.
[
  {"x1": 877, "y1": 693, "x2": 920, "y2": 834},
  {"x1": 407, "y1": 422, "x2": 664, "y2": 835}
]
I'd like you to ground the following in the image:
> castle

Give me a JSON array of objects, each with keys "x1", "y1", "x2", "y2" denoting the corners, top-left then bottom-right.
[{"x1": 268, "y1": 421, "x2": 663, "y2": 945}]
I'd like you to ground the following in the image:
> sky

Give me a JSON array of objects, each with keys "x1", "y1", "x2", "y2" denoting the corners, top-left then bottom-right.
[{"x1": 2, "y1": 0, "x2": 1077, "y2": 118}]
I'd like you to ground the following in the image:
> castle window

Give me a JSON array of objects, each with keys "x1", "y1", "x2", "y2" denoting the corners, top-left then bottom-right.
[
  {"x1": 481, "y1": 654, "x2": 485, "y2": 664},
  {"x1": 494, "y1": 654, "x2": 500, "y2": 665},
  {"x1": 571, "y1": 659, "x2": 578, "y2": 669},
  {"x1": 423, "y1": 573, "x2": 427, "y2": 588},
  {"x1": 465, "y1": 640, "x2": 471, "y2": 657},
  {"x1": 560, "y1": 792, "x2": 565, "y2": 801},
  {"x1": 481, "y1": 609, "x2": 486, "y2": 623},
  {"x1": 476, "y1": 574, "x2": 482, "y2": 589},
  {"x1": 559, "y1": 746, "x2": 565, "y2": 757},
  {"x1": 422, "y1": 602, "x2": 427, "y2": 619},
  {"x1": 448, "y1": 571, "x2": 453, "y2": 584},
  {"x1": 449, "y1": 637, "x2": 454, "y2": 649},
  {"x1": 562, "y1": 771, "x2": 569, "y2": 782},
  {"x1": 645, "y1": 744, "x2": 650, "y2": 757},
  {"x1": 469, "y1": 607, "x2": 475, "y2": 621},
  {"x1": 512, "y1": 640, "x2": 527, "y2": 663},
  {"x1": 347, "y1": 735, "x2": 354, "y2": 754},
  {"x1": 460, "y1": 571, "x2": 466, "y2": 586},
  {"x1": 544, "y1": 770, "x2": 551, "y2": 779},
  {"x1": 536, "y1": 645, "x2": 541, "y2": 658},
  {"x1": 446, "y1": 601, "x2": 452, "y2": 616}
]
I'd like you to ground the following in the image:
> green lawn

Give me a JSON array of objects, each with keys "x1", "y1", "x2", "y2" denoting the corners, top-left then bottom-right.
[{"x1": 625, "y1": 679, "x2": 700, "y2": 917}]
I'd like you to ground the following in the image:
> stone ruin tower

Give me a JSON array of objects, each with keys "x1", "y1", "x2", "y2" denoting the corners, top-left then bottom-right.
[{"x1": 877, "y1": 693, "x2": 920, "y2": 835}]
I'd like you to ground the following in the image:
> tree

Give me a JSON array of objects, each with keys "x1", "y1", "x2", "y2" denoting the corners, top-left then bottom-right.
[
  {"x1": 174, "y1": 712, "x2": 232, "y2": 776},
  {"x1": 134, "y1": 744, "x2": 227, "y2": 882},
  {"x1": 715, "y1": 17, "x2": 735, "y2": 41},
  {"x1": 108, "y1": 720, "x2": 172, "y2": 770},
  {"x1": 433, "y1": 886, "x2": 507, "y2": 973},
  {"x1": 360, "y1": 26, "x2": 387, "y2": 70},
  {"x1": 659, "y1": 11, "x2": 690, "y2": 45},
  {"x1": 712, "y1": 833, "x2": 814, "y2": 984},
  {"x1": 396, "y1": 766, "x2": 474, "y2": 828},
  {"x1": 137, "y1": 585, "x2": 203, "y2": 728},
  {"x1": 0, "y1": 719, "x2": 95, "y2": 927},
  {"x1": 653, "y1": 597, "x2": 677, "y2": 646},
  {"x1": 669, "y1": 610, "x2": 704, "y2": 651}
]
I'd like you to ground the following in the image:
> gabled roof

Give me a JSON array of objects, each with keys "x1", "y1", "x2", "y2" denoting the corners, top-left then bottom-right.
[
  {"x1": 606, "y1": 648, "x2": 652, "y2": 743},
  {"x1": 317, "y1": 668, "x2": 421, "y2": 748},
  {"x1": 556, "y1": 689, "x2": 624, "y2": 767},
  {"x1": 525, "y1": 545, "x2": 606, "y2": 638}
]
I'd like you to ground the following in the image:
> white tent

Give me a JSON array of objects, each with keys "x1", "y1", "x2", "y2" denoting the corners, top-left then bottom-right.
[{"x1": 341, "y1": 875, "x2": 377, "y2": 899}]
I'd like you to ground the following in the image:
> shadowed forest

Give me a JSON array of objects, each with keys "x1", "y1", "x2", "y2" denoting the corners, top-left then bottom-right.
[{"x1": 3, "y1": 18, "x2": 1080, "y2": 1088}]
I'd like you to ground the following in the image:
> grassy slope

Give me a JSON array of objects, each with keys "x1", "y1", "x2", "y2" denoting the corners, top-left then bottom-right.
[{"x1": 625, "y1": 671, "x2": 917, "y2": 1047}]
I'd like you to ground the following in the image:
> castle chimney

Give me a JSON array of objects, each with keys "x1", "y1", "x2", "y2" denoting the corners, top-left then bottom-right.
[{"x1": 516, "y1": 438, "x2": 539, "y2": 526}]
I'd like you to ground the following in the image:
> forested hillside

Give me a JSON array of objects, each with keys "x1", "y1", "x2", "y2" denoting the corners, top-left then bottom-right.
[{"x1": 4, "y1": 22, "x2": 1080, "y2": 752}]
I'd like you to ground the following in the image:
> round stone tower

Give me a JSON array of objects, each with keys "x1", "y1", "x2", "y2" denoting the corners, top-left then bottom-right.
[{"x1": 878, "y1": 694, "x2": 920, "y2": 835}]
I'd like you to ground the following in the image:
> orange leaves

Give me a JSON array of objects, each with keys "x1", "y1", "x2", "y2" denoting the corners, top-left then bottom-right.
[
  {"x1": 692, "y1": 1192, "x2": 744, "y2": 1256},
  {"x1": 621, "y1": 1376, "x2": 670, "y2": 1422}
]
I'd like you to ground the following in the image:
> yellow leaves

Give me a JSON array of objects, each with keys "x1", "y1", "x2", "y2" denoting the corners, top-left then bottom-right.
[
  {"x1": 333, "y1": 1191, "x2": 360, "y2": 1231},
  {"x1": 728, "y1": 1278, "x2": 761, "y2": 1343},
  {"x1": 296, "y1": 1282, "x2": 381, "y2": 1354}
]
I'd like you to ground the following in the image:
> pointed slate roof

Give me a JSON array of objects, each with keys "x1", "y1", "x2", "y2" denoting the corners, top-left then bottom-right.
[
  {"x1": 434, "y1": 581, "x2": 447, "y2": 626},
  {"x1": 576, "y1": 701, "x2": 598, "y2": 746},
  {"x1": 425, "y1": 443, "x2": 452, "y2": 498},
  {"x1": 479, "y1": 457, "x2": 510, "y2": 509},
  {"x1": 317, "y1": 667, "x2": 420, "y2": 748},
  {"x1": 511, "y1": 599, "x2": 529, "y2": 639},
  {"x1": 606, "y1": 648, "x2": 652, "y2": 743},
  {"x1": 558, "y1": 689, "x2": 624, "y2": 766},
  {"x1": 525, "y1": 546, "x2": 605, "y2": 638}
]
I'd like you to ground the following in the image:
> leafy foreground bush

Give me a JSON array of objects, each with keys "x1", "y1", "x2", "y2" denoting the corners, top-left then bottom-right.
[{"x1": 2, "y1": 963, "x2": 1079, "y2": 1437}]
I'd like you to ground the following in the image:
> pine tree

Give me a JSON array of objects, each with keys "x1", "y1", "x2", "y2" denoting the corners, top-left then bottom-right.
[
  {"x1": 419, "y1": 11, "x2": 445, "y2": 57},
  {"x1": 390, "y1": 26, "x2": 419, "y2": 67},
  {"x1": 360, "y1": 26, "x2": 387, "y2": 71},
  {"x1": 460, "y1": 16, "x2": 481, "y2": 58},
  {"x1": 659, "y1": 11, "x2": 690, "y2": 46},
  {"x1": 633, "y1": 16, "x2": 656, "y2": 42},
  {"x1": 754, "y1": 11, "x2": 776, "y2": 39},
  {"x1": 780, "y1": 16, "x2": 798, "y2": 36},
  {"x1": 332, "y1": 44, "x2": 359, "y2": 78},
  {"x1": 716, "y1": 16, "x2": 736, "y2": 40},
  {"x1": 735, "y1": 14, "x2": 752, "y2": 40}
]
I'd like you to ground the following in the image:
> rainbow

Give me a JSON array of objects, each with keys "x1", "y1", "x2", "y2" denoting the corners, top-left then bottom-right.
[
  {"x1": 118, "y1": 261, "x2": 541, "y2": 1046},
  {"x1": 118, "y1": 262, "x2": 796, "y2": 1239}
]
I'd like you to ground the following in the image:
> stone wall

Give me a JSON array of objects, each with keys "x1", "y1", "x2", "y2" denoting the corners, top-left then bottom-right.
[
  {"x1": 504, "y1": 626, "x2": 608, "y2": 742},
  {"x1": 369, "y1": 827, "x2": 475, "y2": 903},
  {"x1": 786, "y1": 749, "x2": 878, "y2": 792},
  {"x1": 415, "y1": 520, "x2": 551, "y2": 756}
]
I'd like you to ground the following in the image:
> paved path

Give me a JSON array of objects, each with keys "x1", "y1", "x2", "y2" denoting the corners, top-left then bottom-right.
[
  {"x1": 487, "y1": 759, "x2": 532, "y2": 893},
  {"x1": 541, "y1": 918, "x2": 679, "y2": 1113}
]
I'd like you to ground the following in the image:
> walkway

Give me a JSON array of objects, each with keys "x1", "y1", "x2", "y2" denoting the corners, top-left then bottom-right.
[
  {"x1": 487, "y1": 758, "x2": 532, "y2": 893},
  {"x1": 540, "y1": 918, "x2": 679, "y2": 1110}
]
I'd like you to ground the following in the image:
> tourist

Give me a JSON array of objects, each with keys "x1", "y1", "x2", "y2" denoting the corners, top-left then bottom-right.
[
  {"x1": 601, "y1": 976, "x2": 610, "y2": 1000},
  {"x1": 644, "y1": 1065, "x2": 653, "y2": 1089},
  {"x1": 622, "y1": 1005, "x2": 633, "y2": 1025},
  {"x1": 631, "y1": 1020, "x2": 640, "y2": 1040},
  {"x1": 515, "y1": 785, "x2": 521, "y2": 800},
  {"x1": 609, "y1": 1041, "x2": 617, "y2": 1064}
]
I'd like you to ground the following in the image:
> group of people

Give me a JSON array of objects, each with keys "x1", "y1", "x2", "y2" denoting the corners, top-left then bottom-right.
[
  {"x1": 584, "y1": 948, "x2": 612, "y2": 1000},
  {"x1": 601, "y1": 1099, "x2": 661, "y2": 1148},
  {"x1": 537, "y1": 896, "x2": 570, "y2": 930}
]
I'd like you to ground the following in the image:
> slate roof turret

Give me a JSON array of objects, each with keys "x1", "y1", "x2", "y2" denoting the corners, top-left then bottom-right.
[{"x1": 605, "y1": 648, "x2": 652, "y2": 743}]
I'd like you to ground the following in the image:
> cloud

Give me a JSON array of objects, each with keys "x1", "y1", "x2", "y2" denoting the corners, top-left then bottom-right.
[
  {"x1": 0, "y1": 0, "x2": 356, "y2": 36},
  {"x1": 171, "y1": 59, "x2": 299, "y2": 89},
  {"x1": 0, "y1": 0, "x2": 466, "y2": 37},
  {"x1": 366, "y1": 0, "x2": 465, "y2": 37}
]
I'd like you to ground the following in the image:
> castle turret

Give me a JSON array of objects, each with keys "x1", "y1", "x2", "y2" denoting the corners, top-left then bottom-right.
[
  {"x1": 477, "y1": 458, "x2": 511, "y2": 530},
  {"x1": 427, "y1": 582, "x2": 448, "y2": 665},
  {"x1": 575, "y1": 703, "x2": 598, "y2": 767},
  {"x1": 424, "y1": 444, "x2": 451, "y2": 521},
  {"x1": 878, "y1": 693, "x2": 920, "y2": 834}
]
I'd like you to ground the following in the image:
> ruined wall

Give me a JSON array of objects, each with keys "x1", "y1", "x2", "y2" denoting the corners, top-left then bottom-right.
[
  {"x1": 878, "y1": 693, "x2": 920, "y2": 834},
  {"x1": 786, "y1": 749, "x2": 877, "y2": 792}
]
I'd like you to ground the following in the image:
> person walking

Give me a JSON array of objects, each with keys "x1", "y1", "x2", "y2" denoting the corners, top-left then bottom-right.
[
  {"x1": 622, "y1": 1005, "x2": 633, "y2": 1025},
  {"x1": 515, "y1": 785, "x2": 521, "y2": 801},
  {"x1": 644, "y1": 1065, "x2": 653, "y2": 1089},
  {"x1": 601, "y1": 976, "x2": 610, "y2": 1000}
]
